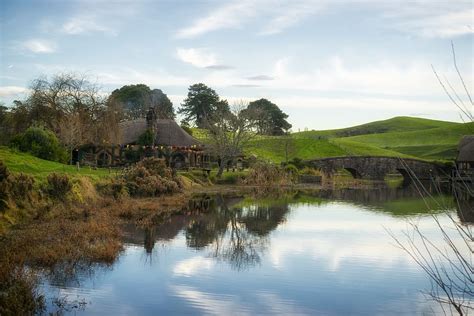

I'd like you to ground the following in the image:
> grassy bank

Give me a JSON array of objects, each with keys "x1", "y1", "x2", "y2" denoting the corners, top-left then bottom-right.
[{"x1": 0, "y1": 147, "x2": 111, "y2": 182}]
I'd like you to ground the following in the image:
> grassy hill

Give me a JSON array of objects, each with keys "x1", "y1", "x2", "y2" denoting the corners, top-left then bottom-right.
[
  {"x1": 343, "y1": 122, "x2": 474, "y2": 160},
  {"x1": 193, "y1": 116, "x2": 470, "y2": 163},
  {"x1": 293, "y1": 116, "x2": 459, "y2": 139},
  {"x1": 0, "y1": 147, "x2": 111, "y2": 181}
]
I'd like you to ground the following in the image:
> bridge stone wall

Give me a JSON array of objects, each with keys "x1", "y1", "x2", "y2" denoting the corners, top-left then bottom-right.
[{"x1": 309, "y1": 156, "x2": 445, "y2": 181}]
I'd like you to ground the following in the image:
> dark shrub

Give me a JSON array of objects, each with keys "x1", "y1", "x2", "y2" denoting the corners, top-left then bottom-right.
[
  {"x1": 287, "y1": 157, "x2": 306, "y2": 169},
  {"x1": 121, "y1": 158, "x2": 182, "y2": 197},
  {"x1": 123, "y1": 148, "x2": 141, "y2": 163},
  {"x1": 0, "y1": 162, "x2": 35, "y2": 210},
  {"x1": 0, "y1": 161, "x2": 9, "y2": 182},
  {"x1": 45, "y1": 173, "x2": 72, "y2": 199},
  {"x1": 137, "y1": 129, "x2": 155, "y2": 146},
  {"x1": 284, "y1": 164, "x2": 299, "y2": 182},
  {"x1": 10, "y1": 126, "x2": 68, "y2": 163},
  {"x1": 0, "y1": 267, "x2": 45, "y2": 315},
  {"x1": 0, "y1": 161, "x2": 9, "y2": 211},
  {"x1": 9, "y1": 174, "x2": 34, "y2": 200},
  {"x1": 97, "y1": 178, "x2": 129, "y2": 199},
  {"x1": 241, "y1": 161, "x2": 295, "y2": 186}
]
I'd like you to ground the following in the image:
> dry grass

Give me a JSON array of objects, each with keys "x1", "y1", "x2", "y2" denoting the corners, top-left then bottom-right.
[{"x1": 0, "y1": 174, "x2": 192, "y2": 315}]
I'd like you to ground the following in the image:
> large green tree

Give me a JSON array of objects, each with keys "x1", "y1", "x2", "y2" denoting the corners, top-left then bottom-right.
[
  {"x1": 178, "y1": 83, "x2": 228, "y2": 128},
  {"x1": 109, "y1": 84, "x2": 175, "y2": 120},
  {"x1": 246, "y1": 98, "x2": 291, "y2": 135}
]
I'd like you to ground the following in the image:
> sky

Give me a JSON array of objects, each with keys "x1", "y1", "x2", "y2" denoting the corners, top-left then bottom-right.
[{"x1": 0, "y1": 0, "x2": 472, "y2": 130}]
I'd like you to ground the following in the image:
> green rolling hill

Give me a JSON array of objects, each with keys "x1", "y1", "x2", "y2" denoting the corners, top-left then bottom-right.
[
  {"x1": 343, "y1": 122, "x2": 474, "y2": 160},
  {"x1": 194, "y1": 116, "x2": 472, "y2": 163},
  {"x1": 293, "y1": 116, "x2": 460, "y2": 139}
]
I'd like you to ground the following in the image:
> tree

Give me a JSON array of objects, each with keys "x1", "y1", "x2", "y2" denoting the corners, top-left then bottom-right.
[
  {"x1": 0, "y1": 104, "x2": 11, "y2": 145},
  {"x1": 10, "y1": 126, "x2": 68, "y2": 163},
  {"x1": 25, "y1": 73, "x2": 111, "y2": 147},
  {"x1": 58, "y1": 112, "x2": 84, "y2": 164},
  {"x1": 150, "y1": 89, "x2": 175, "y2": 119},
  {"x1": 246, "y1": 98, "x2": 291, "y2": 135},
  {"x1": 178, "y1": 83, "x2": 226, "y2": 128},
  {"x1": 109, "y1": 84, "x2": 175, "y2": 120},
  {"x1": 206, "y1": 101, "x2": 257, "y2": 178}
]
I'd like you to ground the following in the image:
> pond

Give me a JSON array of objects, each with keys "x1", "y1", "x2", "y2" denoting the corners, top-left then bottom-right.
[{"x1": 41, "y1": 185, "x2": 472, "y2": 315}]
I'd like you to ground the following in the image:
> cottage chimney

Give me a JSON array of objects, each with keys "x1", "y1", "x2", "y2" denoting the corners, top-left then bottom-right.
[{"x1": 146, "y1": 107, "x2": 157, "y2": 131}]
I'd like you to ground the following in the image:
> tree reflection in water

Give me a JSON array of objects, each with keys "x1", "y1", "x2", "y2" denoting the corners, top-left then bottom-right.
[
  {"x1": 185, "y1": 193, "x2": 289, "y2": 270},
  {"x1": 125, "y1": 183, "x2": 470, "y2": 272}
]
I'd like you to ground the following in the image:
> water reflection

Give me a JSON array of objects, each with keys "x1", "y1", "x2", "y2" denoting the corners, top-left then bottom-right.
[
  {"x1": 42, "y1": 183, "x2": 472, "y2": 315},
  {"x1": 122, "y1": 183, "x2": 464, "y2": 266}
]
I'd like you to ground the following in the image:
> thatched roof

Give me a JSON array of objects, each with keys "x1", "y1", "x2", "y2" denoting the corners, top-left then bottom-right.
[
  {"x1": 118, "y1": 119, "x2": 200, "y2": 147},
  {"x1": 155, "y1": 119, "x2": 200, "y2": 147},
  {"x1": 457, "y1": 135, "x2": 474, "y2": 162},
  {"x1": 119, "y1": 119, "x2": 147, "y2": 145}
]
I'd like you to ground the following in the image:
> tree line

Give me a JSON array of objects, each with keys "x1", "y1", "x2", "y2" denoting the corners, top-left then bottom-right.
[{"x1": 0, "y1": 73, "x2": 291, "y2": 167}]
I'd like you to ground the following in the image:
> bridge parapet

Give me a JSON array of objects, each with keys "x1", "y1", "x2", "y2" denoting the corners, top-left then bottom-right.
[{"x1": 308, "y1": 156, "x2": 445, "y2": 181}]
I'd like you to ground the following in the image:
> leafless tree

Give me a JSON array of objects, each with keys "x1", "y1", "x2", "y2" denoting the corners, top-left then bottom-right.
[
  {"x1": 58, "y1": 112, "x2": 83, "y2": 164},
  {"x1": 206, "y1": 101, "x2": 258, "y2": 178},
  {"x1": 26, "y1": 73, "x2": 124, "y2": 158}
]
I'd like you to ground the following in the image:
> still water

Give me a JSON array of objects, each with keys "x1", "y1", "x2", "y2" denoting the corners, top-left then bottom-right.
[{"x1": 42, "y1": 185, "x2": 471, "y2": 315}]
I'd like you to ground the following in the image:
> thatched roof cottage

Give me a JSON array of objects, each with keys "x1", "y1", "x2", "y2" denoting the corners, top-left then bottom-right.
[{"x1": 76, "y1": 108, "x2": 207, "y2": 168}]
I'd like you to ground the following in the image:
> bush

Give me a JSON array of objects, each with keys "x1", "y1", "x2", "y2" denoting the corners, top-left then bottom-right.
[
  {"x1": 45, "y1": 173, "x2": 72, "y2": 199},
  {"x1": 0, "y1": 161, "x2": 10, "y2": 211},
  {"x1": 284, "y1": 164, "x2": 299, "y2": 182},
  {"x1": 137, "y1": 129, "x2": 155, "y2": 146},
  {"x1": 0, "y1": 161, "x2": 9, "y2": 182},
  {"x1": 10, "y1": 126, "x2": 68, "y2": 163},
  {"x1": 0, "y1": 162, "x2": 35, "y2": 211},
  {"x1": 300, "y1": 167, "x2": 323, "y2": 176},
  {"x1": 120, "y1": 158, "x2": 182, "y2": 197},
  {"x1": 241, "y1": 161, "x2": 295, "y2": 186},
  {"x1": 9, "y1": 174, "x2": 34, "y2": 200},
  {"x1": 287, "y1": 157, "x2": 306, "y2": 169},
  {"x1": 215, "y1": 171, "x2": 246, "y2": 184}
]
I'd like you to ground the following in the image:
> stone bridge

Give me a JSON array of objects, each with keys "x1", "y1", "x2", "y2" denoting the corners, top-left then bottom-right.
[{"x1": 308, "y1": 156, "x2": 445, "y2": 181}]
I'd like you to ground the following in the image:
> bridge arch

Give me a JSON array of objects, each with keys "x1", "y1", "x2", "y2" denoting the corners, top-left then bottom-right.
[
  {"x1": 344, "y1": 167, "x2": 362, "y2": 179},
  {"x1": 395, "y1": 168, "x2": 413, "y2": 185}
]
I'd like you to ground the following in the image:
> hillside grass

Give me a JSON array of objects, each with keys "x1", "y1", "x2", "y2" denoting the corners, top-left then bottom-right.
[
  {"x1": 190, "y1": 117, "x2": 470, "y2": 163},
  {"x1": 293, "y1": 116, "x2": 459, "y2": 139},
  {"x1": 0, "y1": 147, "x2": 111, "y2": 181},
  {"x1": 342, "y1": 122, "x2": 474, "y2": 160}
]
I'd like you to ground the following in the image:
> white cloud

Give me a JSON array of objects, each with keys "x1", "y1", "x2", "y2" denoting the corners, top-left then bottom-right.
[
  {"x1": 176, "y1": 0, "x2": 473, "y2": 39},
  {"x1": 22, "y1": 39, "x2": 56, "y2": 53},
  {"x1": 62, "y1": 16, "x2": 117, "y2": 35},
  {"x1": 173, "y1": 256, "x2": 215, "y2": 277},
  {"x1": 171, "y1": 285, "x2": 249, "y2": 315},
  {"x1": 176, "y1": 48, "x2": 217, "y2": 68},
  {"x1": 0, "y1": 86, "x2": 29, "y2": 98},
  {"x1": 176, "y1": 0, "x2": 259, "y2": 38},
  {"x1": 176, "y1": 0, "x2": 324, "y2": 38},
  {"x1": 258, "y1": 1, "x2": 323, "y2": 35},
  {"x1": 386, "y1": 6, "x2": 474, "y2": 38}
]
